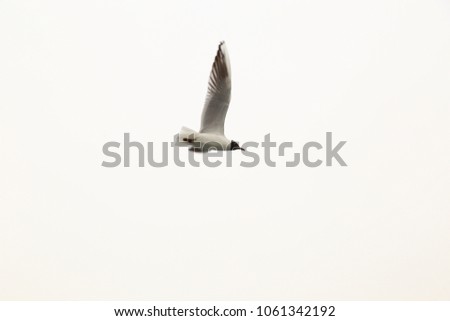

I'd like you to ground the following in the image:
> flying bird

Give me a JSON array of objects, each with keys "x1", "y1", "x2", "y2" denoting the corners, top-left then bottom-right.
[{"x1": 176, "y1": 41, "x2": 244, "y2": 152}]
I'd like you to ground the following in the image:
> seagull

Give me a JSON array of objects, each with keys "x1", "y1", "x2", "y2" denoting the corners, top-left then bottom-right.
[{"x1": 176, "y1": 41, "x2": 244, "y2": 152}]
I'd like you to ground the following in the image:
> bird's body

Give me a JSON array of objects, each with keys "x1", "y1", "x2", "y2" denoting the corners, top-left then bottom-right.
[
  {"x1": 177, "y1": 42, "x2": 244, "y2": 152},
  {"x1": 178, "y1": 126, "x2": 231, "y2": 151}
]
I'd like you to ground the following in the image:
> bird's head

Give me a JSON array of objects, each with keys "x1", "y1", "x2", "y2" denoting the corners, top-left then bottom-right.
[{"x1": 229, "y1": 140, "x2": 245, "y2": 151}]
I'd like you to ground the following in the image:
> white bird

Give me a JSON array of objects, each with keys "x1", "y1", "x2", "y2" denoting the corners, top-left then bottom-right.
[{"x1": 177, "y1": 41, "x2": 244, "y2": 152}]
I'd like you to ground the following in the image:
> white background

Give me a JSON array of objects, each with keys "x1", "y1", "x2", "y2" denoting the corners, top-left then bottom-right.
[
  {"x1": 2, "y1": 301, "x2": 450, "y2": 321},
  {"x1": 1, "y1": 0, "x2": 449, "y2": 300}
]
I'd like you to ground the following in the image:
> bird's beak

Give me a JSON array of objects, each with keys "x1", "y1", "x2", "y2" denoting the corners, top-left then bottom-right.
[{"x1": 240, "y1": 148, "x2": 245, "y2": 151}]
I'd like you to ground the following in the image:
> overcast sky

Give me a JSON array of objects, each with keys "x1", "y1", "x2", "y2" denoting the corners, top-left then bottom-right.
[{"x1": 1, "y1": 0, "x2": 449, "y2": 299}]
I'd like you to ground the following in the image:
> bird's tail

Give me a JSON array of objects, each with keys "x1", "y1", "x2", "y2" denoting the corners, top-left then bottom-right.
[{"x1": 174, "y1": 126, "x2": 198, "y2": 146}]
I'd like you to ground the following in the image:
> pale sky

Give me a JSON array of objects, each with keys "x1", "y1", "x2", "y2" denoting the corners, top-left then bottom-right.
[{"x1": 0, "y1": 0, "x2": 449, "y2": 299}]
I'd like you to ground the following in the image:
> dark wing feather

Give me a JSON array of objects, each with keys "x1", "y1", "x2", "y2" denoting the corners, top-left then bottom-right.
[{"x1": 200, "y1": 42, "x2": 232, "y2": 134}]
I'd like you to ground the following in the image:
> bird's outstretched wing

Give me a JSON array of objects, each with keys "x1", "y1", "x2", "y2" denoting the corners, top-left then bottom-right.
[{"x1": 200, "y1": 41, "x2": 231, "y2": 134}]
